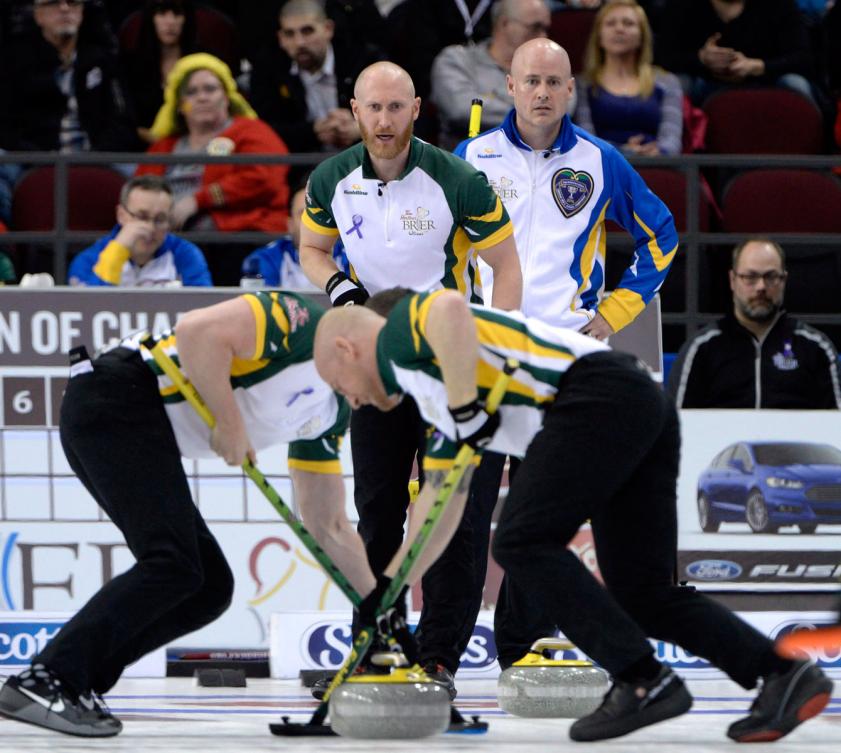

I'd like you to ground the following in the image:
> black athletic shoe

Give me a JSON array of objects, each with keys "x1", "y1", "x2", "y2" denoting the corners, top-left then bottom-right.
[
  {"x1": 569, "y1": 665, "x2": 692, "y2": 742},
  {"x1": 421, "y1": 661, "x2": 457, "y2": 700},
  {"x1": 0, "y1": 664, "x2": 122, "y2": 737},
  {"x1": 727, "y1": 660, "x2": 833, "y2": 743}
]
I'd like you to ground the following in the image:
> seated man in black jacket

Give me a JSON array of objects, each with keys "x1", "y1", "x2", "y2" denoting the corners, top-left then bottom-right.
[
  {"x1": 248, "y1": 0, "x2": 384, "y2": 158},
  {"x1": 0, "y1": 0, "x2": 139, "y2": 152},
  {"x1": 668, "y1": 238, "x2": 841, "y2": 409}
]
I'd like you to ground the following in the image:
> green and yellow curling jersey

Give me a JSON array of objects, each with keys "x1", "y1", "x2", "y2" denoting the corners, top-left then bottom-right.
[
  {"x1": 302, "y1": 137, "x2": 512, "y2": 301},
  {"x1": 376, "y1": 290, "x2": 611, "y2": 464},
  {"x1": 126, "y1": 291, "x2": 348, "y2": 473}
]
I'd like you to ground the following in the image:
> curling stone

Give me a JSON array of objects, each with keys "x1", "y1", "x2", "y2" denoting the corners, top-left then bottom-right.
[
  {"x1": 330, "y1": 652, "x2": 450, "y2": 739},
  {"x1": 497, "y1": 638, "x2": 609, "y2": 718}
]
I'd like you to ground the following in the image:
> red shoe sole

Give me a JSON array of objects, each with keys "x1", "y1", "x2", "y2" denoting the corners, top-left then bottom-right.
[{"x1": 733, "y1": 692, "x2": 831, "y2": 744}]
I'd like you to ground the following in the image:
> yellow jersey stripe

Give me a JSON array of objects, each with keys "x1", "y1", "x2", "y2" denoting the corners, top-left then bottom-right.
[
  {"x1": 449, "y1": 228, "x2": 471, "y2": 295},
  {"x1": 472, "y1": 220, "x2": 513, "y2": 250},
  {"x1": 302, "y1": 211, "x2": 341, "y2": 236},
  {"x1": 476, "y1": 358, "x2": 554, "y2": 404},
  {"x1": 598, "y1": 289, "x2": 646, "y2": 332},
  {"x1": 466, "y1": 195, "x2": 504, "y2": 224},
  {"x1": 634, "y1": 212, "x2": 678, "y2": 271},
  {"x1": 270, "y1": 294, "x2": 291, "y2": 351},
  {"x1": 409, "y1": 293, "x2": 421, "y2": 353},
  {"x1": 573, "y1": 201, "x2": 609, "y2": 308},
  {"x1": 160, "y1": 382, "x2": 180, "y2": 397},
  {"x1": 475, "y1": 318, "x2": 575, "y2": 363},
  {"x1": 243, "y1": 294, "x2": 267, "y2": 360},
  {"x1": 288, "y1": 458, "x2": 343, "y2": 475},
  {"x1": 415, "y1": 289, "x2": 447, "y2": 343}
]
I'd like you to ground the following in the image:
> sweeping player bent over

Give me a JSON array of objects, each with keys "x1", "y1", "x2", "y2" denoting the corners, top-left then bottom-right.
[
  {"x1": 313, "y1": 288, "x2": 833, "y2": 743},
  {"x1": 0, "y1": 291, "x2": 378, "y2": 737}
]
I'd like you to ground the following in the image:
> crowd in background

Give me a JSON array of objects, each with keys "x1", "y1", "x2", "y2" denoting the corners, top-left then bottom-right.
[{"x1": 0, "y1": 0, "x2": 839, "y2": 351}]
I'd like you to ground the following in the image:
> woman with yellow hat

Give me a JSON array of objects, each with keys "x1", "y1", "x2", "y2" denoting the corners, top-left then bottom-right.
[{"x1": 136, "y1": 53, "x2": 290, "y2": 283}]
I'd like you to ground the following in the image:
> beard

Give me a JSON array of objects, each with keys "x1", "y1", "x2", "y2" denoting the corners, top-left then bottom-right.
[
  {"x1": 359, "y1": 118, "x2": 413, "y2": 160},
  {"x1": 735, "y1": 294, "x2": 781, "y2": 323}
]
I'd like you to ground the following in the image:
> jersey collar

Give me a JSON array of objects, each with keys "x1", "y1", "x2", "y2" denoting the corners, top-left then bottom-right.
[
  {"x1": 361, "y1": 136, "x2": 425, "y2": 182},
  {"x1": 501, "y1": 108, "x2": 577, "y2": 155}
]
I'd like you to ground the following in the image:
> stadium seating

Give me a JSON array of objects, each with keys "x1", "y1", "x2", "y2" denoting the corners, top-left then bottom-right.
[
  {"x1": 721, "y1": 169, "x2": 841, "y2": 313},
  {"x1": 12, "y1": 166, "x2": 126, "y2": 231},
  {"x1": 549, "y1": 8, "x2": 596, "y2": 74},
  {"x1": 703, "y1": 88, "x2": 824, "y2": 154}
]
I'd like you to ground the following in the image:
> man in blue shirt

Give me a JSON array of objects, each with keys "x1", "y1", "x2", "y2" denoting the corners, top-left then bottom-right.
[
  {"x1": 240, "y1": 183, "x2": 348, "y2": 288},
  {"x1": 68, "y1": 175, "x2": 212, "y2": 287}
]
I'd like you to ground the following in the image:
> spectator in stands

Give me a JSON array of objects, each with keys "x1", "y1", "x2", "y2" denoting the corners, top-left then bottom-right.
[
  {"x1": 0, "y1": 0, "x2": 140, "y2": 152},
  {"x1": 573, "y1": 0, "x2": 682, "y2": 156},
  {"x1": 249, "y1": 0, "x2": 384, "y2": 160},
  {"x1": 68, "y1": 175, "x2": 212, "y2": 287},
  {"x1": 668, "y1": 238, "x2": 841, "y2": 409},
  {"x1": 137, "y1": 53, "x2": 290, "y2": 284},
  {"x1": 240, "y1": 181, "x2": 348, "y2": 289},
  {"x1": 656, "y1": 0, "x2": 815, "y2": 106},
  {"x1": 236, "y1": 0, "x2": 387, "y2": 65},
  {"x1": 387, "y1": 0, "x2": 497, "y2": 103},
  {"x1": 122, "y1": 0, "x2": 201, "y2": 143},
  {"x1": 431, "y1": 0, "x2": 555, "y2": 149}
]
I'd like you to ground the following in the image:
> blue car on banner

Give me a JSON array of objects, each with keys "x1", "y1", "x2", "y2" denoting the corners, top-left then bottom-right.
[{"x1": 697, "y1": 441, "x2": 841, "y2": 534}]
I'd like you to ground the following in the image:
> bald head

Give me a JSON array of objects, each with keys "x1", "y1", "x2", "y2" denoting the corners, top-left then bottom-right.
[
  {"x1": 511, "y1": 38, "x2": 571, "y2": 81},
  {"x1": 354, "y1": 62, "x2": 416, "y2": 100},
  {"x1": 314, "y1": 307, "x2": 398, "y2": 411}
]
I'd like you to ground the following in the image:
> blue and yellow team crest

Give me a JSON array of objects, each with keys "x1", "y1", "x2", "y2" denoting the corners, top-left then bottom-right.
[{"x1": 551, "y1": 168, "x2": 593, "y2": 218}]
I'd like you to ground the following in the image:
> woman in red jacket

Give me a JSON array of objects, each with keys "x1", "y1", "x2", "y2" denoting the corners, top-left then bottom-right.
[{"x1": 137, "y1": 53, "x2": 290, "y2": 282}]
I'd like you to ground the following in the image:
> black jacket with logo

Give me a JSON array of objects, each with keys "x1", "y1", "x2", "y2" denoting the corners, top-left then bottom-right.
[{"x1": 667, "y1": 312, "x2": 841, "y2": 409}]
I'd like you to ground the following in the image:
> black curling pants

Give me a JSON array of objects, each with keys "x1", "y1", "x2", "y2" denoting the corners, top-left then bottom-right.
[
  {"x1": 351, "y1": 398, "x2": 498, "y2": 673},
  {"x1": 492, "y1": 351, "x2": 779, "y2": 688},
  {"x1": 38, "y1": 348, "x2": 234, "y2": 695}
]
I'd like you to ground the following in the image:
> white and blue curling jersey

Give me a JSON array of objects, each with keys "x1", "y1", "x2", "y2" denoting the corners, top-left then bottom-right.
[{"x1": 455, "y1": 111, "x2": 678, "y2": 332}]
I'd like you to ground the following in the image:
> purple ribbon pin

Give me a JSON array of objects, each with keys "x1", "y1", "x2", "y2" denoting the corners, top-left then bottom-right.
[{"x1": 346, "y1": 214, "x2": 364, "y2": 239}]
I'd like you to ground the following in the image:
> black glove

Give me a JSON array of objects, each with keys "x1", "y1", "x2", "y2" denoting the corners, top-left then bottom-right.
[
  {"x1": 326, "y1": 271, "x2": 369, "y2": 307},
  {"x1": 358, "y1": 573, "x2": 392, "y2": 627},
  {"x1": 449, "y1": 398, "x2": 500, "y2": 450}
]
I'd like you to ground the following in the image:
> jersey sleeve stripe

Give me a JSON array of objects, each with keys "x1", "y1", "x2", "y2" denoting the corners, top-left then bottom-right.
[
  {"x1": 269, "y1": 295, "x2": 291, "y2": 351},
  {"x1": 472, "y1": 220, "x2": 514, "y2": 250},
  {"x1": 598, "y1": 289, "x2": 646, "y2": 332},
  {"x1": 302, "y1": 211, "x2": 341, "y2": 236},
  {"x1": 466, "y1": 195, "x2": 505, "y2": 223},
  {"x1": 243, "y1": 293, "x2": 267, "y2": 360},
  {"x1": 413, "y1": 289, "x2": 448, "y2": 348},
  {"x1": 572, "y1": 201, "x2": 609, "y2": 307},
  {"x1": 633, "y1": 211, "x2": 678, "y2": 271}
]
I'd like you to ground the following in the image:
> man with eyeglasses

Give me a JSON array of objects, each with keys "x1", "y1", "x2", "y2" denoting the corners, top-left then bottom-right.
[
  {"x1": 0, "y1": 0, "x2": 139, "y2": 152},
  {"x1": 668, "y1": 237, "x2": 841, "y2": 409},
  {"x1": 68, "y1": 175, "x2": 212, "y2": 287},
  {"x1": 431, "y1": 0, "x2": 566, "y2": 149}
]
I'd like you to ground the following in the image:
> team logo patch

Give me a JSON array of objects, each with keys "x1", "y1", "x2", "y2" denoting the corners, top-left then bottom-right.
[
  {"x1": 551, "y1": 168, "x2": 593, "y2": 218},
  {"x1": 772, "y1": 341, "x2": 799, "y2": 371}
]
